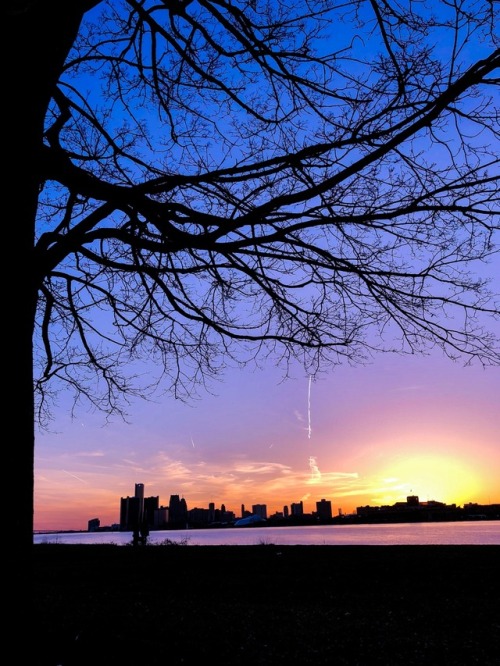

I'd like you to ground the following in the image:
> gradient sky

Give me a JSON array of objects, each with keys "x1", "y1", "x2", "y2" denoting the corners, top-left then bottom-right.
[
  {"x1": 35, "y1": 336, "x2": 500, "y2": 531},
  {"x1": 33, "y1": 2, "x2": 500, "y2": 532}
]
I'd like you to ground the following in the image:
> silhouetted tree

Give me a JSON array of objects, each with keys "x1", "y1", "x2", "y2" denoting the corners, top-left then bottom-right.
[{"x1": 7, "y1": 0, "x2": 499, "y2": 553}]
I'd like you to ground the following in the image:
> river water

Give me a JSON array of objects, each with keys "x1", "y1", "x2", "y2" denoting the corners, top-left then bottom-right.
[{"x1": 34, "y1": 520, "x2": 500, "y2": 546}]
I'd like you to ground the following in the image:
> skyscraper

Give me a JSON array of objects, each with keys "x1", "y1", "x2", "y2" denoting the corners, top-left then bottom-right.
[
  {"x1": 119, "y1": 483, "x2": 155, "y2": 530},
  {"x1": 316, "y1": 499, "x2": 332, "y2": 521},
  {"x1": 135, "y1": 483, "x2": 145, "y2": 523},
  {"x1": 169, "y1": 494, "x2": 188, "y2": 528},
  {"x1": 252, "y1": 504, "x2": 267, "y2": 520},
  {"x1": 120, "y1": 495, "x2": 141, "y2": 530}
]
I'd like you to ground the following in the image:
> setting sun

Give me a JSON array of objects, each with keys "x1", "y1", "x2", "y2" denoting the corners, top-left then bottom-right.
[{"x1": 376, "y1": 453, "x2": 482, "y2": 507}]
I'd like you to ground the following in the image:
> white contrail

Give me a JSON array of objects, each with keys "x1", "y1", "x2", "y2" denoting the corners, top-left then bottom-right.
[
  {"x1": 307, "y1": 375, "x2": 312, "y2": 439},
  {"x1": 62, "y1": 469, "x2": 88, "y2": 484}
]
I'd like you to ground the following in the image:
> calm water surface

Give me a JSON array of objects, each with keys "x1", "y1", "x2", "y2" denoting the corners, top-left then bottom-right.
[{"x1": 34, "y1": 520, "x2": 500, "y2": 546}]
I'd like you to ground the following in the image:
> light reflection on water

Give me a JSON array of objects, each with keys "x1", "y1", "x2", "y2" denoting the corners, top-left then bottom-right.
[{"x1": 34, "y1": 520, "x2": 500, "y2": 546}]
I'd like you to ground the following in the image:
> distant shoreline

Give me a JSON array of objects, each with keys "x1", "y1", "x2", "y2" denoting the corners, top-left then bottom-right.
[{"x1": 34, "y1": 514, "x2": 500, "y2": 536}]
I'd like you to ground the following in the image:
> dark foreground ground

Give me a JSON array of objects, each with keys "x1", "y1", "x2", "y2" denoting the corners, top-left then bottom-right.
[{"x1": 33, "y1": 544, "x2": 499, "y2": 665}]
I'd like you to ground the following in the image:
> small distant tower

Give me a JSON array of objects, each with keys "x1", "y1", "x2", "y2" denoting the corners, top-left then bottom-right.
[{"x1": 88, "y1": 518, "x2": 100, "y2": 532}]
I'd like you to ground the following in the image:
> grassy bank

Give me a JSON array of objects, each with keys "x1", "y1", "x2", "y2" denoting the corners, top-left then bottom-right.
[{"x1": 33, "y1": 544, "x2": 499, "y2": 665}]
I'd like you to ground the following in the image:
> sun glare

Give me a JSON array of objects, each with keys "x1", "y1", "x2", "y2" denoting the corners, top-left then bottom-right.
[{"x1": 378, "y1": 453, "x2": 481, "y2": 506}]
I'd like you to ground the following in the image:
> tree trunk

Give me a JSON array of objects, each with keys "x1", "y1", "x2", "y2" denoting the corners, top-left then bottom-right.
[{"x1": 5, "y1": 1, "x2": 97, "y2": 556}]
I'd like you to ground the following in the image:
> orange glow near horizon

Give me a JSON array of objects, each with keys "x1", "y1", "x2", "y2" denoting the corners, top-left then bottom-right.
[
  {"x1": 35, "y1": 435, "x2": 499, "y2": 532},
  {"x1": 34, "y1": 353, "x2": 499, "y2": 532},
  {"x1": 370, "y1": 453, "x2": 483, "y2": 507},
  {"x1": 34, "y1": 462, "x2": 497, "y2": 533}
]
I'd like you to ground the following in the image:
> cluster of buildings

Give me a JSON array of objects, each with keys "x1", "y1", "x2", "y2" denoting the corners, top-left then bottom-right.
[
  {"x1": 88, "y1": 482, "x2": 334, "y2": 532},
  {"x1": 87, "y1": 483, "x2": 500, "y2": 532},
  {"x1": 355, "y1": 495, "x2": 500, "y2": 523}
]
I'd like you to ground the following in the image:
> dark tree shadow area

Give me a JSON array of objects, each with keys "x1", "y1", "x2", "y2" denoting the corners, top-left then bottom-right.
[{"x1": 33, "y1": 544, "x2": 499, "y2": 665}]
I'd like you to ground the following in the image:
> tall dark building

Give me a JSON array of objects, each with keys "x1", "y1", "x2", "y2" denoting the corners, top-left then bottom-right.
[
  {"x1": 120, "y1": 483, "x2": 157, "y2": 530},
  {"x1": 252, "y1": 504, "x2": 267, "y2": 519},
  {"x1": 144, "y1": 495, "x2": 160, "y2": 526},
  {"x1": 135, "y1": 483, "x2": 145, "y2": 523},
  {"x1": 316, "y1": 499, "x2": 333, "y2": 521},
  {"x1": 169, "y1": 494, "x2": 188, "y2": 528},
  {"x1": 120, "y1": 495, "x2": 141, "y2": 530}
]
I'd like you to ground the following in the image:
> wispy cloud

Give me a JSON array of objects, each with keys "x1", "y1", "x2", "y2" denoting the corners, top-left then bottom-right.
[
  {"x1": 294, "y1": 409, "x2": 304, "y2": 423},
  {"x1": 391, "y1": 385, "x2": 423, "y2": 392},
  {"x1": 308, "y1": 455, "x2": 321, "y2": 480},
  {"x1": 233, "y1": 461, "x2": 291, "y2": 474}
]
